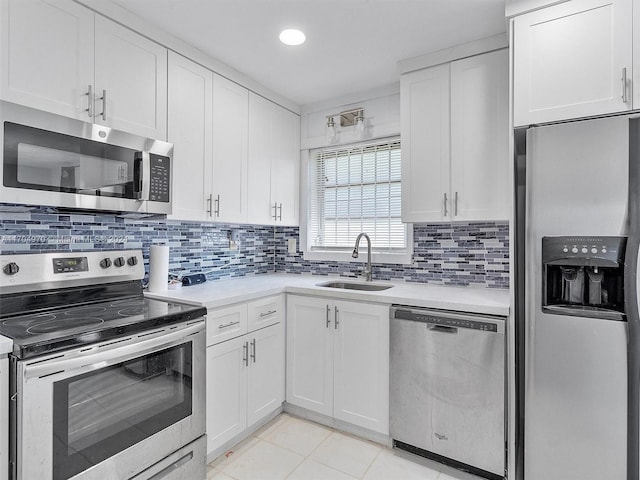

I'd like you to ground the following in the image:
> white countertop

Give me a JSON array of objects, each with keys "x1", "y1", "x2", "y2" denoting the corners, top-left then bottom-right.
[
  {"x1": 0, "y1": 336, "x2": 13, "y2": 355},
  {"x1": 144, "y1": 273, "x2": 511, "y2": 317}
]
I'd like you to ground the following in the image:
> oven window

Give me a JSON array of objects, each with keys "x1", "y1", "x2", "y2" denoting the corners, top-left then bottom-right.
[
  {"x1": 52, "y1": 343, "x2": 192, "y2": 480},
  {"x1": 3, "y1": 121, "x2": 141, "y2": 199}
]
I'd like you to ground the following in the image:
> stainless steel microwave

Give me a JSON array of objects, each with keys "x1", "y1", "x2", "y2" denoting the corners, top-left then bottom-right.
[{"x1": 0, "y1": 101, "x2": 173, "y2": 214}]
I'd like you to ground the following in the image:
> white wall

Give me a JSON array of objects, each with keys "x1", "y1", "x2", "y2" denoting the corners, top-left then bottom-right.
[{"x1": 300, "y1": 84, "x2": 400, "y2": 150}]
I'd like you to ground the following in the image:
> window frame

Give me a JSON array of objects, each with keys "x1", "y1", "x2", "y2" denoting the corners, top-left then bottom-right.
[{"x1": 300, "y1": 137, "x2": 413, "y2": 265}]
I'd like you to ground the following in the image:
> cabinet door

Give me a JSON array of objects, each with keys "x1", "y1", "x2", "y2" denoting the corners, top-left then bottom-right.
[
  {"x1": 167, "y1": 52, "x2": 213, "y2": 222},
  {"x1": 271, "y1": 106, "x2": 300, "y2": 226},
  {"x1": 0, "y1": 357, "x2": 7, "y2": 480},
  {"x1": 450, "y1": 49, "x2": 509, "y2": 221},
  {"x1": 513, "y1": 0, "x2": 632, "y2": 126},
  {"x1": 401, "y1": 64, "x2": 451, "y2": 222},
  {"x1": 0, "y1": 0, "x2": 94, "y2": 120},
  {"x1": 94, "y1": 16, "x2": 168, "y2": 139},
  {"x1": 206, "y1": 336, "x2": 248, "y2": 455},
  {"x1": 286, "y1": 295, "x2": 333, "y2": 416},
  {"x1": 333, "y1": 301, "x2": 389, "y2": 435},
  {"x1": 246, "y1": 323, "x2": 285, "y2": 426},
  {"x1": 212, "y1": 74, "x2": 248, "y2": 223},
  {"x1": 247, "y1": 93, "x2": 274, "y2": 225}
]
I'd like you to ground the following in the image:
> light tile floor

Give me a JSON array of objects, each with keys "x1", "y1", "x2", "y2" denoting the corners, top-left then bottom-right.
[{"x1": 206, "y1": 414, "x2": 485, "y2": 480}]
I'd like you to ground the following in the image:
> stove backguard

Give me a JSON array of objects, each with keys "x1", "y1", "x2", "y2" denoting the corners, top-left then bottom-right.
[{"x1": 542, "y1": 236, "x2": 626, "y2": 321}]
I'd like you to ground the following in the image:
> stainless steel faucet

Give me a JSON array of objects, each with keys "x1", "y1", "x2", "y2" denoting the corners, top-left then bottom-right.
[{"x1": 352, "y1": 233, "x2": 372, "y2": 281}]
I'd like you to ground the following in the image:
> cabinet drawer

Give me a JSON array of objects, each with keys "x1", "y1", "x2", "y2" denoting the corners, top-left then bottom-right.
[
  {"x1": 247, "y1": 295, "x2": 284, "y2": 331},
  {"x1": 206, "y1": 304, "x2": 248, "y2": 346}
]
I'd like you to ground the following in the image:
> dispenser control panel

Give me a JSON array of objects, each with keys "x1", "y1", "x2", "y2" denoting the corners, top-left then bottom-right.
[{"x1": 542, "y1": 236, "x2": 626, "y2": 265}]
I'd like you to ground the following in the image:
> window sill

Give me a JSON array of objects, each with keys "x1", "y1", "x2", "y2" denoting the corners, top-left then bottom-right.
[{"x1": 302, "y1": 249, "x2": 413, "y2": 266}]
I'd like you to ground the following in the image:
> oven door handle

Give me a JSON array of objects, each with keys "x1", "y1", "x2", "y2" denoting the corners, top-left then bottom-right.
[{"x1": 23, "y1": 322, "x2": 204, "y2": 380}]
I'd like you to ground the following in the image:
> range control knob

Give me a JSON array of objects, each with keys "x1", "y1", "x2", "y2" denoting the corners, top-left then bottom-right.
[
  {"x1": 581, "y1": 247, "x2": 588, "y2": 254},
  {"x1": 3, "y1": 262, "x2": 19, "y2": 275},
  {"x1": 99, "y1": 258, "x2": 112, "y2": 269},
  {"x1": 113, "y1": 257, "x2": 126, "y2": 268},
  {"x1": 591, "y1": 247, "x2": 598, "y2": 254},
  {"x1": 571, "y1": 247, "x2": 579, "y2": 254},
  {"x1": 127, "y1": 256, "x2": 138, "y2": 266}
]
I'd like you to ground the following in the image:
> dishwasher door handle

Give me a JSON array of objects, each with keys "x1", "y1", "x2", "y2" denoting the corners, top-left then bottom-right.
[{"x1": 427, "y1": 324, "x2": 458, "y2": 334}]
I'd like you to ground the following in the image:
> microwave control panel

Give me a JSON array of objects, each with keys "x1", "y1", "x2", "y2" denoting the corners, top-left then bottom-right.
[{"x1": 149, "y1": 154, "x2": 170, "y2": 203}]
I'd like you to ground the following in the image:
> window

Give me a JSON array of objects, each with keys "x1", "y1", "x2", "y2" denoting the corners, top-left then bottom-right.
[{"x1": 305, "y1": 137, "x2": 411, "y2": 263}]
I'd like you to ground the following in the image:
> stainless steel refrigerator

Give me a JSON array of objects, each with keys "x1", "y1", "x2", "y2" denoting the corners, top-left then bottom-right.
[{"x1": 515, "y1": 116, "x2": 640, "y2": 480}]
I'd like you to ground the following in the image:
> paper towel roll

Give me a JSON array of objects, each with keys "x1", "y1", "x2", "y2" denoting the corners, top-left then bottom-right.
[{"x1": 148, "y1": 245, "x2": 169, "y2": 292}]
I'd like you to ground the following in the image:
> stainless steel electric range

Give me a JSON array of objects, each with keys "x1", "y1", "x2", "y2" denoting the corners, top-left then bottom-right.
[{"x1": 0, "y1": 250, "x2": 207, "y2": 480}]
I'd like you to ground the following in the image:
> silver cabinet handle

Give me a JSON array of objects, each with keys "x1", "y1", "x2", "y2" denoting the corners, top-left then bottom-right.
[
  {"x1": 272, "y1": 203, "x2": 278, "y2": 221},
  {"x1": 622, "y1": 67, "x2": 628, "y2": 103},
  {"x1": 250, "y1": 338, "x2": 256, "y2": 363},
  {"x1": 243, "y1": 341, "x2": 249, "y2": 366},
  {"x1": 443, "y1": 192, "x2": 448, "y2": 216},
  {"x1": 218, "y1": 320, "x2": 240, "y2": 329},
  {"x1": 326, "y1": 305, "x2": 331, "y2": 328},
  {"x1": 334, "y1": 306, "x2": 339, "y2": 330},
  {"x1": 207, "y1": 194, "x2": 213, "y2": 216},
  {"x1": 85, "y1": 85, "x2": 93, "y2": 118},
  {"x1": 454, "y1": 191, "x2": 459, "y2": 216},
  {"x1": 214, "y1": 194, "x2": 220, "y2": 217},
  {"x1": 278, "y1": 203, "x2": 282, "y2": 221},
  {"x1": 259, "y1": 310, "x2": 277, "y2": 318},
  {"x1": 98, "y1": 89, "x2": 106, "y2": 120}
]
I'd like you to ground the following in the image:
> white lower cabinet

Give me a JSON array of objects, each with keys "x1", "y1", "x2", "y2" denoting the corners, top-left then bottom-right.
[
  {"x1": 205, "y1": 297, "x2": 285, "y2": 456},
  {"x1": 206, "y1": 334, "x2": 247, "y2": 451},
  {"x1": 0, "y1": 357, "x2": 7, "y2": 480},
  {"x1": 286, "y1": 295, "x2": 389, "y2": 435}
]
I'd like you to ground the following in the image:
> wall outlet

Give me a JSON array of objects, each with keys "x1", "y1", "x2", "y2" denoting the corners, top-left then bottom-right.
[{"x1": 287, "y1": 237, "x2": 297, "y2": 254}]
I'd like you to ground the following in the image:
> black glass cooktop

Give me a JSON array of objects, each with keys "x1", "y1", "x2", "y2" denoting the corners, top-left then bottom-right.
[{"x1": 0, "y1": 291, "x2": 206, "y2": 359}]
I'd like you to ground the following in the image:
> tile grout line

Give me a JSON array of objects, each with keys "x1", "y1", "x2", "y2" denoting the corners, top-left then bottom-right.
[{"x1": 358, "y1": 447, "x2": 384, "y2": 480}]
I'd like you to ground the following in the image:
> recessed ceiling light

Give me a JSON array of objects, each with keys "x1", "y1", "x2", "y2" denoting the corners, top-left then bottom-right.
[{"x1": 279, "y1": 29, "x2": 306, "y2": 46}]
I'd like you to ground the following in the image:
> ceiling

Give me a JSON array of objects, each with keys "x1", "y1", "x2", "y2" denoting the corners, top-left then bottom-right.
[{"x1": 110, "y1": 0, "x2": 507, "y2": 107}]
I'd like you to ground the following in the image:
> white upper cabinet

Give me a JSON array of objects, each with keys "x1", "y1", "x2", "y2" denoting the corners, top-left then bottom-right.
[
  {"x1": 94, "y1": 16, "x2": 167, "y2": 139},
  {"x1": 513, "y1": 0, "x2": 633, "y2": 126},
  {"x1": 401, "y1": 49, "x2": 509, "y2": 223},
  {"x1": 271, "y1": 104, "x2": 300, "y2": 226},
  {"x1": 247, "y1": 93, "x2": 300, "y2": 226},
  {"x1": 401, "y1": 64, "x2": 451, "y2": 223},
  {"x1": 212, "y1": 74, "x2": 249, "y2": 223},
  {"x1": 1, "y1": 0, "x2": 168, "y2": 139},
  {"x1": 247, "y1": 93, "x2": 274, "y2": 225},
  {"x1": 450, "y1": 49, "x2": 509, "y2": 221},
  {"x1": 0, "y1": 0, "x2": 94, "y2": 120},
  {"x1": 167, "y1": 52, "x2": 213, "y2": 222}
]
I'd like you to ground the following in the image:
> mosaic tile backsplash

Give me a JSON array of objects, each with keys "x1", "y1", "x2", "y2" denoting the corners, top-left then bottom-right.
[{"x1": 0, "y1": 206, "x2": 509, "y2": 288}]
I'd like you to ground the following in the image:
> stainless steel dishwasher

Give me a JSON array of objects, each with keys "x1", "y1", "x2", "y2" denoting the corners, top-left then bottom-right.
[{"x1": 390, "y1": 306, "x2": 505, "y2": 480}]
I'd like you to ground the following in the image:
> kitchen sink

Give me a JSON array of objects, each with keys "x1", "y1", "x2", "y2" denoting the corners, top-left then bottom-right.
[{"x1": 317, "y1": 281, "x2": 393, "y2": 291}]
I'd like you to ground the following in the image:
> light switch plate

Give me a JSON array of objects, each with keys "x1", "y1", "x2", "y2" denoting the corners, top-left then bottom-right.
[{"x1": 287, "y1": 238, "x2": 297, "y2": 254}]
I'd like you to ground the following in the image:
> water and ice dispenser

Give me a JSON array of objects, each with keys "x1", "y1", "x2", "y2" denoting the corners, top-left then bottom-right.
[{"x1": 542, "y1": 236, "x2": 626, "y2": 320}]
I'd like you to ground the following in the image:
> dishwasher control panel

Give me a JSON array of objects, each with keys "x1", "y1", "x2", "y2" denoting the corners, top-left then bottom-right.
[{"x1": 392, "y1": 308, "x2": 501, "y2": 332}]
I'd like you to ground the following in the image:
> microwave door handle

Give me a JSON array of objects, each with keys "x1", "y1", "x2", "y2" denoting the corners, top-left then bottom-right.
[
  {"x1": 134, "y1": 152, "x2": 143, "y2": 200},
  {"x1": 133, "y1": 152, "x2": 150, "y2": 201}
]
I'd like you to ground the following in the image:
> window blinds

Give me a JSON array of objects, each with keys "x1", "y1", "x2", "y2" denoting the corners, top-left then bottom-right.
[{"x1": 309, "y1": 138, "x2": 406, "y2": 251}]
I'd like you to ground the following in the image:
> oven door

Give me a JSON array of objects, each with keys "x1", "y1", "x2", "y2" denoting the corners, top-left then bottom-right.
[{"x1": 14, "y1": 321, "x2": 205, "y2": 480}]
